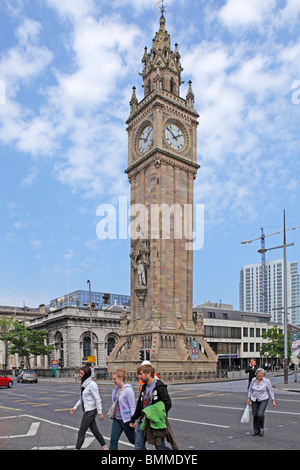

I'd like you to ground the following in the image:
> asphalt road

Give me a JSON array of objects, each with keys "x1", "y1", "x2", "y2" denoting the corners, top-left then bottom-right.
[{"x1": 0, "y1": 377, "x2": 299, "y2": 451}]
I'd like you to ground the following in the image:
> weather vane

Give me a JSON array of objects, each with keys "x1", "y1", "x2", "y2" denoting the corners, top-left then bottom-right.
[{"x1": 157, "y1": 0, "x2": 167, "y2": 16}]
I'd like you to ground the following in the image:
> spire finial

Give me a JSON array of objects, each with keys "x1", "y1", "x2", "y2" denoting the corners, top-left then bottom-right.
[{"x1": 157, "y1": 0, "x2": 167, "y2": 17}]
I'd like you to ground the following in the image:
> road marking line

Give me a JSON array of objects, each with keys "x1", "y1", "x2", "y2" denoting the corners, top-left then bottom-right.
[
  {"x1": 0, "y1": 422, "x2": 40, "y2": 439},
  {"x1": 197, "y1": 404, "x2": 300, "y2": 416},
  {"x1": 172, "y1": 397, "x2": 194, "y2": 400},
  {"x1": 32, "y1": 436, "x2": 94, "y2": 450},
  {"x1": 169, "y1": 417, "x2": 229, "y2": 429},
  {"x1": 0, "y1": 406, "x2": 23, "y2": 411},
  {"x1": 32, "y1": 404, "x2": 51, "y2": 407},
  {"x1": 19, "y1": 414, "x2": 134, "y2": 447}
]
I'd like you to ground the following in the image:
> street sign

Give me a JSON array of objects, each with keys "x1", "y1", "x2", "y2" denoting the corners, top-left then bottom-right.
[
  {"x1": 52, "y1": 360, "x2": 58, "y2": 369},
  {"x1": 291, "y1": 332, "x2": 299, "y2": 353},
  {"x1": 88, "y1": 356, "x2": 96, "y2": 363},
  {"x1": 191, "y1": 340, "x2": 199, "y2": 360}
]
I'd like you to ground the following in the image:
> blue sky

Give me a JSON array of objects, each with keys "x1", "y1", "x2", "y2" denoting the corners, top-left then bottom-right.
[{"x1": 1, "y1": 0, "x2": 300, "y2": 310}]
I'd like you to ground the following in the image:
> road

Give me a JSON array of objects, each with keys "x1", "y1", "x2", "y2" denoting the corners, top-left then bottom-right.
[{"x1": 0, "y1": 376, "x2": 299, "y2": 451}]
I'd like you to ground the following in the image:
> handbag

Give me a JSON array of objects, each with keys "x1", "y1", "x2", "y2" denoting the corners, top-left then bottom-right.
[
  {"x1": 241, "y1": 404, "x2": 250, "y2": 424},
  {"x1": 107, "y1": 399, "x2": 117, "y2": 419}
]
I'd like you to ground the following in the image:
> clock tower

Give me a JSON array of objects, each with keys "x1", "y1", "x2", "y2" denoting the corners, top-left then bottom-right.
[{"x1": 107, "y1": 10, "x2": 217, "y2": 375}]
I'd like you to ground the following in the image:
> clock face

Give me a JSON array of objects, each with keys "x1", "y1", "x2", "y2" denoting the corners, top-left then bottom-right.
[
  {"x1": 165, "y1": 124, "x2": 185, "y2": 151},
  {"x1": 139, "y1": 125, "x2": 153, "y2": 154}
]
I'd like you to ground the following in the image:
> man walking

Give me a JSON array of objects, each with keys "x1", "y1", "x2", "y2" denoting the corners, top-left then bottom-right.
[
  {"x1": 245, "y1": 358, "x2": 258, "y2": 389},
  {"x1": 129, "y1": 364, "x2": 175, "y2": 450}
]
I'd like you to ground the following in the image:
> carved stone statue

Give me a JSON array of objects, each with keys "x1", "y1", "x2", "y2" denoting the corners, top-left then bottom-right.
[{"x1": 137, "y1": 258, "x2": 147, "y2": 286}]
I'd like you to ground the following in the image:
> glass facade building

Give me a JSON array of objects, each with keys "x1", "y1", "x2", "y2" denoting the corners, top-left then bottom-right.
[{"x1": 50, "y1": 290, "x2": 130, "y2": 310}]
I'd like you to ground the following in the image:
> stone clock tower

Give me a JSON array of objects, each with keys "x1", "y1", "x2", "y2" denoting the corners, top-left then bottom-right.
[{"x1": 107, "y1": 11, "x2": 217, "y2": 375}]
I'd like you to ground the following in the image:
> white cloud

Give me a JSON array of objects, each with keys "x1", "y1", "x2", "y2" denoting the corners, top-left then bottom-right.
[
  {"x1": 280, "y1": 0, "x2": 300, "y2": 25},
  {"x1": 31, "y1": 239, "x2": 43, "y2": 250},
  {"x1": 20, "y1": 166, "x2": 38, "y2": 188},
  {"x1": 0, "y1": 20, "x2": 53, "y2": 96},
  {"x1": 45, "y1": 0, "x2": 96, "y2": 22},
  {"x1": 1, "y1": 1, "x2": 299, "y2": 225},
  {"x1": 182, "y1": 8, "x2": 300, "y2": 226},
  {"x1": 0, "y1": 6, "x2": 142, "y2": 198},
  {"x1": 218, "y1": 0, "x2": 276, "y2": 29},
  {"x1": 14, "y1": 221, "x2": 28, "y2": 230}
]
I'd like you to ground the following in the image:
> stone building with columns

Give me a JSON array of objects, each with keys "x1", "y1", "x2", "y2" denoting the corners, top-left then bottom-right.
[{"x1": 0, "y1": 301, "x2": 128, "y2": 373}]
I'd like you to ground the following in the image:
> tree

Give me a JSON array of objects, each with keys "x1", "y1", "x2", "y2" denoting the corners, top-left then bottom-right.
[
  {"x1": 0, "y1": 316, "x2": 15, "y2": 369},
  {"x1": 260, "y1": 326, "x2": 291, "y2": 364},
  {"x1": 0, "y1": 321, "x2": 54, "y2": 368}
]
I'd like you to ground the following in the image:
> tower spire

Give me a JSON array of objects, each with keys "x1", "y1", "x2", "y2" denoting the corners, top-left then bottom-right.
[{"x1": 141, "y1": 1, "x2": 183, "y2": 97}]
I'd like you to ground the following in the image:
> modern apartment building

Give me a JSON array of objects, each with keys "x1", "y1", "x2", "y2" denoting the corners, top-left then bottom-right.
[{"x1": 240, "y1": 259, "x2": 300, "y2": 325}]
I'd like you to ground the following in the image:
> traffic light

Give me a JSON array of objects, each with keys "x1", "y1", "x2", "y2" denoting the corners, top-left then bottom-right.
[
  {"x1": 139, "y1": 349, "x2": 151, "y2": 361},
  {"x1": 140, "y1": 349, "x2": 145, "y2": 361}
]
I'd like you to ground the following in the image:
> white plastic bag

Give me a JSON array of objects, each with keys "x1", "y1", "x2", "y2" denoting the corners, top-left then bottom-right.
[{"x1": 241, "y1": 404, "x2": 250, "y2": 424}]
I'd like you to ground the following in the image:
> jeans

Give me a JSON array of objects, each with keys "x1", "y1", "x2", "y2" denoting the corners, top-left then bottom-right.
[
  {"x1": 76, "y1": 409, "x2": 106, "y2": 449},
  {"x1": 109, "y1": 418, "x2": 136, "y2": 450},
  {"x1": 135, "y1": 422, "x2": 171, "y2": 450},
  {"x1": 251, "y1": 399, "x2": 269, "y2": 432}
]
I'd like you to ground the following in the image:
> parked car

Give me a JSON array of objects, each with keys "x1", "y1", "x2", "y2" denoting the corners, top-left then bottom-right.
[
  {"x1": 17, "y1": 370, "x2": 38, "y2": 383},
  {"x1": 0, "y1": 371, "x2": 13, "y2": 388}
]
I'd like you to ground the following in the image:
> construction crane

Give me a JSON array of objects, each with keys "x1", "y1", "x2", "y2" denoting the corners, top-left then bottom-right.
[
  {"x1": 242, "y1": 212, "x2": 300, "y2": 385},
  {"x1": 241, "y1": 222, "x2": 300, "y2": 314}
]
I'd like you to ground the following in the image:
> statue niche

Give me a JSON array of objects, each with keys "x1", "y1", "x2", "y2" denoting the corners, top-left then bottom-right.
[{"x1": 130, "y1": 236, "x2": 150, "y2": 303}]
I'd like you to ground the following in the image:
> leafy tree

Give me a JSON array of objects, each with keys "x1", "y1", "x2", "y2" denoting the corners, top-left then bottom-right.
[
  {"x1": 260, "y1": 326, "x2": 290, "y2": 363},
  {"x1": 0, "y1": 321, "x2": 54, "y2": 368},
  {"x1": 0, "y1": 316, "x2": 15, "y2": 368}
]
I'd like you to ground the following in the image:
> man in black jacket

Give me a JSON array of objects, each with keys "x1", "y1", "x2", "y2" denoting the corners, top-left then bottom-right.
[
  {"x1": 245, "y1": 358, "x2": 258, "y2": 389},
  {"x1": 130, "y1": 364, "x2": 172, "y2": 450}
]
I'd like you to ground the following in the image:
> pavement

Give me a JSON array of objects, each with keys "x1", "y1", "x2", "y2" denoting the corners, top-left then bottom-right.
[
  {"x1": 274, "y1": 379, "x2": 300, "y2": 393},
  {"x1": 33, "y1": 372, "x2": 300, "y2": 393}
]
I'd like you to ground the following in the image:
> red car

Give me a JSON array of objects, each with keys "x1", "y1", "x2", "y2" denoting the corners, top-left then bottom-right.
[{"x1": 0, "y1": 371, "x2": 13, "y2": 388}]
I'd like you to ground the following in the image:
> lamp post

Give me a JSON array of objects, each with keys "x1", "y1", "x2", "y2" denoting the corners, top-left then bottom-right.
[
  {"x1": 258, "y1": 210, "x2": 293, "y2": 384},
  {"x1": 87, "y1": 280, "x2": 94, "y2": 358}
]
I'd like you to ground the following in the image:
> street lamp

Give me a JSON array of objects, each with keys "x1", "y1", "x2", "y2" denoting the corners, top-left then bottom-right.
[
  {"x1": 258, "y1": 210, "x2": 293, "y2": 384},
  {"x1": 86, "y1": 280, "x2": 94, "y2": 359}
]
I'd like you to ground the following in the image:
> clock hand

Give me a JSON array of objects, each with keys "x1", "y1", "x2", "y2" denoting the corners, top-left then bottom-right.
[
  {"x1": 167, "y1": 126, "x2": 176, "y2": 139},
  {"x1": 145, "y1": 129, "x2": 152, "y2": 141}
]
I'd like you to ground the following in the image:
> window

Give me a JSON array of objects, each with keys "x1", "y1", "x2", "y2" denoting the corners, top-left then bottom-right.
[
  {"x1": 83, "y1": 337, "x2": 91, "y2": 358},
  {"x1": 243, "y1": 327, "x2": 248, "y2": 337},
  {"x1": 107, "y1": 338, "x2": 115, "y2": 356}
]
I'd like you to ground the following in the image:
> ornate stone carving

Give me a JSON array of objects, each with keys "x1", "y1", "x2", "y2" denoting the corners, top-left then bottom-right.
[{"x1": 151, "y1": 304, "x2": 161, "y2": 331}]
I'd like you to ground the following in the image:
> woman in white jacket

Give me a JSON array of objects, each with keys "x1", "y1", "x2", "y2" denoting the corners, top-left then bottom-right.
[{"x1": 70, "y1": 365, "x2": 108, "y2": 450}]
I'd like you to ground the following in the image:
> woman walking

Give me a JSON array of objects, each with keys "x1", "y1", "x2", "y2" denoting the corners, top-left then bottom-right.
[
  {"x1": 70, "y1": 365, "x2": 108, "y2": 450},
  {"x1": 247, "y1": 367, "x2": 276, "y2": 436},
  {"x1": 109, "y1": 368, "x2": 136, "y2": 450}
]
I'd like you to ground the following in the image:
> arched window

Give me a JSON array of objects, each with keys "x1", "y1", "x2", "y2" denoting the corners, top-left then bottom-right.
[
  {"x1": 170, "y1": 78, "x2": 174, "y2": 93},
  {"x1": 83, "y1": 337, "x2": 91, "y2": 359},
  {"x1": 107, "y1": 337, "x2": 115, "y2": 356}
]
